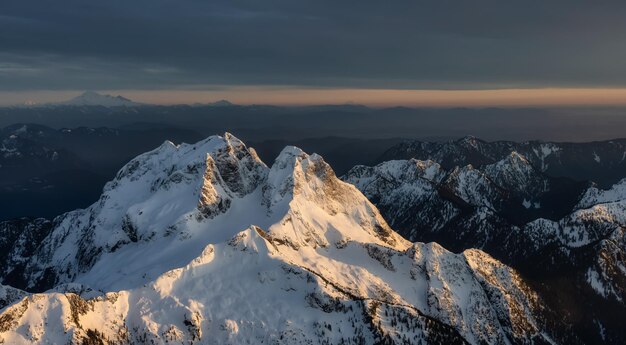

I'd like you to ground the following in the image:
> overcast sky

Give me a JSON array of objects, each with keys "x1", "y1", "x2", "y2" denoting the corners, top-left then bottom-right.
[{"x1": 2, "y1": 1, "x2": 626, "y2": 104}]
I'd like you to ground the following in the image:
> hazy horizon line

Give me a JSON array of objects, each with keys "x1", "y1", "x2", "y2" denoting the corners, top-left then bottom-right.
[{"x1": 4, "y1": 87, "x2": 626, "y2": 108}]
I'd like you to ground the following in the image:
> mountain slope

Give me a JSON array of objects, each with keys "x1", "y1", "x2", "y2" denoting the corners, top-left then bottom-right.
[
  {"x1": 0, "y1": 228, "x2": 551, "y2": 345},
  {"x1": 0, "y1": 134, "x2": 557, "y2": 344},
  {"x1": 344, "y1": 156, "x2": 626, "y2": 344}
]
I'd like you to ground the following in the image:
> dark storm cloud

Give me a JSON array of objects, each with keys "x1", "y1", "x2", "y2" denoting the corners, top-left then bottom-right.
[{"x1": 1, "y1": 0, "x2": 626, "y2": 90}]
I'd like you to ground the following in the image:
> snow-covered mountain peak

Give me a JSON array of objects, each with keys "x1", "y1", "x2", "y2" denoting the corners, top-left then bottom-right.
[
  {"x1": 211, "y1": 99, "x2": 235, "y2": 107},
  {"x1": 104, "y1": 133, "x2": 265, "y2": 198},
  {"x1": 443, "y1": 165, "x2": 502, "y2": 208},
  {"x1": 486, "y1": 151, "x2": 533, "y2": 173},
  {"x1": 343, "y1": 159, "x2": 443, "y2": 187},
  {"x1": 484, "y1": 151, "x2": 547, "y2": 198},
  {"x1": 264, "y1": 145, "x2": 408, "y2": 250},
  {"x1": 0, "y1": 134, "x2": 573, "y2": 344},
  {"x1": 263, "y1": 145, "x2": 318, "y2": 202},
  {"x1": 265, "y1": 145, "x2": 346, "y2": 202},
  {"x1": 59, "y1": 91, "x2": 141, "y2": 107},
  {"x1": 1, "y1": 134, "x2": 410, "y2": 293},
  {"x1": 269, "y1": 145, "x2": 307, "y2": 168},
  {"x1": 3, "y1": 133, "x2": 271, "y2": 291}
]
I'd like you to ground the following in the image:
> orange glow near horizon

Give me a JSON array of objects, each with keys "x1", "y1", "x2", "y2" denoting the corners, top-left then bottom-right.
[{"x1": 5, "y1": 88, "x2": 626, "y2": 107}]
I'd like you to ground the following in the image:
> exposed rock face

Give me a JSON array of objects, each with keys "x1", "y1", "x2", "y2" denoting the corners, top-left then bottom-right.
[{"x1": 0, "y1": 134, "x2": 557, "y2": 345}]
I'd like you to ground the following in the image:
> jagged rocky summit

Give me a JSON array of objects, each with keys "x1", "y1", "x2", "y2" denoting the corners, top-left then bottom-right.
[{"x1": 0, "y1": 133, "x2": 560, "y2": 344}]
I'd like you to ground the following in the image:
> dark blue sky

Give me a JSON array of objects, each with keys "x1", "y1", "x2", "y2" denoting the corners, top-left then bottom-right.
[{"x1": 2, "y1": 1, "x2": 626, "y2": 102}]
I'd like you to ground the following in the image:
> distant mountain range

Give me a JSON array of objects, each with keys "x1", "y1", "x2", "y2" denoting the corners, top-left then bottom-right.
[
  {"x1": 18, "y1": 91, "x2": 241, "y2": 108},
  {"x1": 3, "y1": 99, "x2": 626, "y2": 142},
  {"x1": 378, "y1": 136, "x2": 626, "y2": 188}
]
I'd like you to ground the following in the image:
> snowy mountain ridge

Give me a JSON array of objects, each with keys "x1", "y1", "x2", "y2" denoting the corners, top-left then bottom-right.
[
  {"x1": 0, "y1": 133, "x2": 560, "y2": 344},
  {"x1": 343, "y1": 152, "x2": 561, "y2": 240},
  {"x1": 380, "y1": 136, "x2": 626, "y2": 188},
  {"x1": 4, "y1": 132, "x2": 403, "y2": 291},
  {"x1": 344, "y1": 152, "x2": 626, "y2": 344}
]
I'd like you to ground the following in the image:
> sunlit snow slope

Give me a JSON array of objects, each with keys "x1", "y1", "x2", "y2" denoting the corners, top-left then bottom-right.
[{"x1": 0, "y1": 134, "x2": 553, "y2": 344}]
